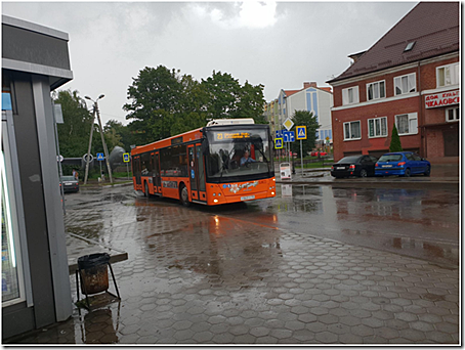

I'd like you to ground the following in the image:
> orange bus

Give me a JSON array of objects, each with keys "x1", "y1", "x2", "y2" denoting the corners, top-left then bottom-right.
[{"x1": 131, "y1": 119, "x2": 276, "y2": 206}]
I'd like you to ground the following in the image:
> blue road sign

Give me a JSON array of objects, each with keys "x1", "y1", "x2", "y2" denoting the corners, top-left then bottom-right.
[
  {"x1": 275, "y1": 138, "x2": 284, "y2": 149},
  {"x1": 123, "y1": 153, "x2": 130, "y2": 163},
  {"x1": 296, "y1": 126, "x2": 307, "y2": 140},
  {"x1": 283, "y1": 131, "x2": 295, "y2": 142},
  {"x1": 97, "y1": 152, "x2": 104, "y2": 161},
  {"x1": 276, "y1": 129, "x2": 284, "y2": 138}
]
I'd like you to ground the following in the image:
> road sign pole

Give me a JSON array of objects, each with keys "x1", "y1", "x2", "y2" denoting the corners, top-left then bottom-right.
[
  {"x1": 300, "y1": 139, "x2": 304, "y2": 175},
  {"x1": 127, "y1": 162, "x2": 129, "y2": 180},
  {"x1": 84, "y1": 110, "x2": 95, "y2": 185}
]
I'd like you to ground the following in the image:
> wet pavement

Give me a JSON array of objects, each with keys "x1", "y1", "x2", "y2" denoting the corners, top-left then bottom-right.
[{"x1": 5, "y1": 169, "x2": 460, "y2": 345}]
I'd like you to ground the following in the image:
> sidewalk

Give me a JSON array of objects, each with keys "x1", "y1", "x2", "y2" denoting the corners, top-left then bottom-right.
[
  {"x1": 5, "y1": 189, "x2": 459, "y2": 345},
  {"x1": 276, "y1": 164, "x2": 459, "y2": 189}
]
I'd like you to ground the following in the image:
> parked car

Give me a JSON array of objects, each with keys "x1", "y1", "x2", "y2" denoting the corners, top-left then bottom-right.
[
  {"x1": 331, "y1": 155, "x2": 378, "y2": 178},
  {"x1": 375, "y1": 151, "x2": 431, "y2": 177},
  {"x1": 60, "y1": 175, "x2": 79, "y2": 193}
]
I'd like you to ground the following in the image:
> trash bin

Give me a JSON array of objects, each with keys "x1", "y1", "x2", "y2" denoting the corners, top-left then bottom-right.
[{"x1": 78, "y1": 253, "x2": 110, "y2": 295}]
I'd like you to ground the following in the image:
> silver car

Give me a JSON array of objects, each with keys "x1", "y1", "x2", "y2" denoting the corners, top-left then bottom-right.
[{"x1": 60, "y1": 175, "x2": 79, "y2": 193}]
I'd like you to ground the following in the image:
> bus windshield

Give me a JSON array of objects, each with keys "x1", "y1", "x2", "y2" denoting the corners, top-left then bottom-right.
[{"x1": 205, "y1": 128, "x2": 272, "y2": 181}]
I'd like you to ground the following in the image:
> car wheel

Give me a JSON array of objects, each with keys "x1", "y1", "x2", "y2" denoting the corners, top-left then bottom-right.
[
  {"x1": 404, "y1": 168, "x2": 411, "y2": 177},
  {"x1": 424, "y1": 165, "x2": 431, "y2": 177},
  {"x1": 180, "y1": 184, "x2": 190, "y2": 207},
  {"x1": 359, "y1": 169, "x2": 368, "y2": 178}
]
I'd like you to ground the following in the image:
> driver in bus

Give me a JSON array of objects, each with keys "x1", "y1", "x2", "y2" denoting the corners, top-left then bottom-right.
[{"x1": 240, "y1": 150, "x2": 256, "y2": 166}]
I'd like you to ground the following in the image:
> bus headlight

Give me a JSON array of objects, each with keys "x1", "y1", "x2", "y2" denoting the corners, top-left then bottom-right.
[{"x1": 213, "y1": 199, "x2": 219, "y2": 203}]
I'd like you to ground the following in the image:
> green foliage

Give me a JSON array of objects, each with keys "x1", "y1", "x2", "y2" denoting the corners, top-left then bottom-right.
[
  {"x1": 55, "y1": 90, "x2": 93, "y2": 157},
  {"x1": 290, "y1": 111, "x2": 321, "y2": 158},
  {"x1": 123, "y1": 66, "x2": 267, "y2": 146},
  {"x1": 389, "y1": 123, "x2": 403, "y2": 152}
]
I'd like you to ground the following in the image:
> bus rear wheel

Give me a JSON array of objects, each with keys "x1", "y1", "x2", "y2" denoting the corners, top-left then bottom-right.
[{"x1": 180, "y1": 184, "x2": 190, "y2": 207}]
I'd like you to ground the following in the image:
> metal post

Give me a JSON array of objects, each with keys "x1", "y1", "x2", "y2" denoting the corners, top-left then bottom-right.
[
  {"x1": 95, "y1": 101, "x2": 113, "y2": 183},
  {"x1": 84, "y1": 108, "x2": 95, "y2": 185},
  {"x1": 300, "y1": 139, "x2": 304, "y2": 175},
  {"x1": 52, "y1": 106, "x2": 66, "y2": 215}
]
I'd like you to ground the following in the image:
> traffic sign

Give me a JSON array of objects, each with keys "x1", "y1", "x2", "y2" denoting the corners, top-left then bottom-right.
[
  {"x1": 275, "y1": 138, "x2": 284, "y2": 149},
  {"x1": 283, "y1": 131, "x2": 295, "y2": 143},
  {"x1": 97, "y1": 152, "x2": 105, "y2": 161},
  {"x1": 296, "y1": 126, "x2": 307, "y2": 140},
  {"x1": 82, "y1": 153, "x2": 94, "y2": 163},
  {"x1": 283, "y1": 118, "x2": 294, "y2": 131},
  {"x1": 123, "y1": 153, "x2": 130, "y2": 163},
  {"x1": 276, "y1": 129, "x2": 284, "y2": 138},
  {"x1": 57, "y1": 155, "x2": 64, "y2": 163}
]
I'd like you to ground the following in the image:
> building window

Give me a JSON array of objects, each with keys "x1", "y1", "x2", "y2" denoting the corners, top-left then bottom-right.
[
  {"x1": 437, "y1": 63, "x2": 459, "y2": 87},
  {"x1": 446, "y1": 106, "x2": 459, "y2": 122},
  {"x1": 344, "y1": 121, "x2": 361, "y2": 140},
  {"x1": 395, "y1": 113, "x2": 418, "y2": 135},
  {"x1": 368, "y1": 117, "x2": 387, "y2": 138},
  {"x1": 366, "y1": 81, "x2": 385, "y2": 101},
  {"x1": 394, "y1": 73, "x2": 416, "y2": 95},
  {"x1": 342, "y1": 86, "x2": 359, "y2": 105}
]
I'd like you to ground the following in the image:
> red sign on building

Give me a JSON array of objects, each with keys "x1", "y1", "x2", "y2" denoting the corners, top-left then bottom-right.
[{"x1": 425, "y1": 90, "x2": 460, "y2": 109}]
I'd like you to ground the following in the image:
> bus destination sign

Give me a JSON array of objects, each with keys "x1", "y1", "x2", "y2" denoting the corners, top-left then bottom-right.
[{"x1": 214, "y1": 132, "x2": 251, "y2": 141}]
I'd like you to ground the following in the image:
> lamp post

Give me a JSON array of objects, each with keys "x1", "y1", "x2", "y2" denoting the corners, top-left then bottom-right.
[{"x1": 85, "y1": 95, "x2": 113, "y2": 184}]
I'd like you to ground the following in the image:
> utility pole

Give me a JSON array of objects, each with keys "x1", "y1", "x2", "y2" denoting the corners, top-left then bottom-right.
[
  {"x1": 85, "y1": 95, "x2": 113, "y2": 183},
  {"x1": 83, "y1": 106, "x2": 95, "y2": 185}
]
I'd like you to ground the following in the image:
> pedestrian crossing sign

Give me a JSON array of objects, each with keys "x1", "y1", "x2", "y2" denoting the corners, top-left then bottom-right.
[
  {"x1": 123, "y1": 153, "x2": 130, "y2": 163},
  {"x1": 275, "y1": 138, "x2": 284, "y2": 149},
  {"x1": 296, "y1": 126, "x2": 307, "y2": 140}
]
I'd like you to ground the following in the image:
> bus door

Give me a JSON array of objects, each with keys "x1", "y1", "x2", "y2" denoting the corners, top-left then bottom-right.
[
  {"x1": 188, "y1": 143, "x2": 207, "y2": 203},
  {"x1": 153, "y1": 152, "x2": 162, "y2": 194},
  {"x1": 133, "y1": 155, "x2": 141, "y2": 186}
]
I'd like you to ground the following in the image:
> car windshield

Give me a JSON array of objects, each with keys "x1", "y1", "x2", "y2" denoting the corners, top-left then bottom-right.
[
  {"x1": 206, "y1": 129, "x2": 272, "y2": 180},
  {"x1": 61, "y1": 176, "x2": 76, "y2": 181},
  {"x1": 337, "y1": 156, "x2": 361, "y2": 164},
  {"x1": 378, "y1": 154, "x2": 402, "y2": 162}
]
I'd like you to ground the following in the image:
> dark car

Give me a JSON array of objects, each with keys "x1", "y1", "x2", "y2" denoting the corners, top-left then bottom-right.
[
  {"x1": 331, "y1": 155, "x2": 377, "y2": 178},
  {"x1": 60, "y1": 175, "x2": 79, "y2": 193},
  {"x1": 375, "y1": 151, "x2": 431, "y2": 177}
]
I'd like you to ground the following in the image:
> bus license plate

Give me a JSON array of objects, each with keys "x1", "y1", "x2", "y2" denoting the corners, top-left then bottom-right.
[{"x1": 241, "y1": 195, "x2": 255, "y2": 201}]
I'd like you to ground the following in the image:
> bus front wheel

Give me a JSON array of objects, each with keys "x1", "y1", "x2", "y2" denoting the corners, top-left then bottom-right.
[
  {"x1": 180, "y1": 184, "x2": 190, "y2": 207},
  {"x1": 144, "y1": 182, "x2": 150, "y2": 197}
]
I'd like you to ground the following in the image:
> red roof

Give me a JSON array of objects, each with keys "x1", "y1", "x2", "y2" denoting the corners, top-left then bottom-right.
[{"x1": 328, "y1": 2, "x2": 459, "y2": 83}]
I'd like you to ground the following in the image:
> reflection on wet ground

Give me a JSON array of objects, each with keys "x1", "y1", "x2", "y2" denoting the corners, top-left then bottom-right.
[{"x1": 9, "y1": 183, "x2": 459, "y2": 344}]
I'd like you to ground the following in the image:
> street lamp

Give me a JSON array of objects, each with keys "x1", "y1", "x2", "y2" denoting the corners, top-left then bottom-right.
[{"x1": 84, "y1": 95, "x2": 113, "y2": 184}]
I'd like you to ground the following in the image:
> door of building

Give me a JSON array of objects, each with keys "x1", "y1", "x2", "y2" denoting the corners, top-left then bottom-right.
[{"x1": 443, "y1": 128, "x2": 458, "y2": 156}]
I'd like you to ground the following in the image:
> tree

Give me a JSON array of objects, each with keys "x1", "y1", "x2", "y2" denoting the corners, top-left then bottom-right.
[
  {"x1": 389, "y1": 123, "x2": 403, "y2": 152},
  {"x1": 232, "y1": 81, "x2": 266, "y2": 122},
  {"x1": 54, "y1": 90, "x2": 94, "y2": 157},
  {"x1": 290, "y1": 111, "x2": 320, "y2": 158},
  {"x1": 202, "y1": 71, "x2": 241, "y2": 119}
]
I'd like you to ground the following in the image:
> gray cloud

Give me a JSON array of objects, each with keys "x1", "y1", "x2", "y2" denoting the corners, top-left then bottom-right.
[{"x1": 3, "y1": 1, "x2": 416, "y2": 125}]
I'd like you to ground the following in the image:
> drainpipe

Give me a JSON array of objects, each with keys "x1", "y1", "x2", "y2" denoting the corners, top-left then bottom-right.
[{"x1": 418, "y1": 61, "x2": 426, "y2": 157}]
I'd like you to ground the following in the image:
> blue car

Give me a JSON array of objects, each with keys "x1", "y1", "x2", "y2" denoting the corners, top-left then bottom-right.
[{"x1": 375, "y1": 152, "x2": 431, "y2": 177}]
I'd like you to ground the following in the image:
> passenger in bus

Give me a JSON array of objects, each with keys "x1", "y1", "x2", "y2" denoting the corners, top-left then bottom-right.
[{"x1": 240, "y1": 150, "x2": 256, "y2": 166}]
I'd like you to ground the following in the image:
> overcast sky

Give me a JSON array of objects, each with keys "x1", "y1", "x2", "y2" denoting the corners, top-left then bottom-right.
[{"x1": 3, "y1": 1, "x2": 417, "y2": 126}]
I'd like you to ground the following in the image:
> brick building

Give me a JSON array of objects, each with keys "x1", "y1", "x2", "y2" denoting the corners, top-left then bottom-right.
[{"x1": 327, "y1": 2, "x2": 459, "y2": 162}]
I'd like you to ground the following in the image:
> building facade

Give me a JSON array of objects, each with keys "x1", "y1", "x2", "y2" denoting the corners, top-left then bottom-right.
[
  {"x1": 327, "y1": 2, "x2": 459, "y2": 162},
  {"x1": 2, "y1": 15, "x2": 73, "y2": 339},
  {"x1": 272, "y1": 82, "x2": 333, "y2": 142}
]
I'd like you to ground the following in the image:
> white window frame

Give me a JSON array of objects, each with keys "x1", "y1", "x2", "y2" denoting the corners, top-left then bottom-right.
[
  {"x1": 394, "y1": 73, "x2": 416, "y2": 95},
  {"x1": 366, "y1": 80, "x2": 386, "y2": 101},
  {"x1": 436, "y1": 63, "x2": 459, "y2": 88},
  {"x1": 343, "y1": 120, "x2": 361, "y2": 141},
  {"x1": 342, "y1": 86, "x2": 359, "y2": 105},
  {"x1": 395, "y1": 113, "x2": 418, "y2": 136},
  {"x1": 368, "y1": 117, "x2": 388, "y2": 138},
  {"x1": 446, "y1": 106, "x2": 459, "y2": 122}
]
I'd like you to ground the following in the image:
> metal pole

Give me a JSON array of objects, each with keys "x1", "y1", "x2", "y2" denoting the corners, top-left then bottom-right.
[
  {"x1": 83, "y1": 108, "x2": 95, "y2": 185},
  {"x1": 300, "y1": 139, "x2": 304, "y2": 175},
  {"x1": 52, "y1": 106, "x2": 66, "y2": 215},
  {"x1": 95, "y1": 101, "x2": 113, "y2": 183}
]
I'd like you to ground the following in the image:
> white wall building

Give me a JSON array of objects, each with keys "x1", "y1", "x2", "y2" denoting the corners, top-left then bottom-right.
[{"x1": 276, "y1": 82, "x2": 334, "y2": 142}]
